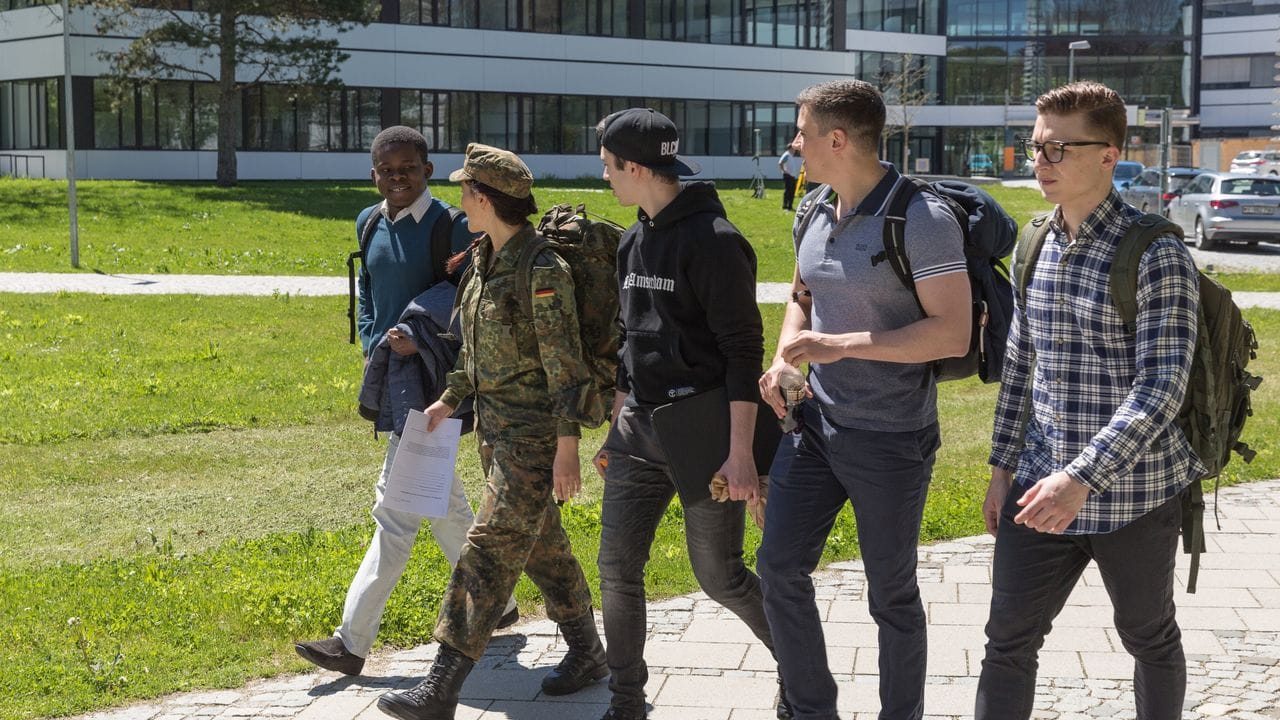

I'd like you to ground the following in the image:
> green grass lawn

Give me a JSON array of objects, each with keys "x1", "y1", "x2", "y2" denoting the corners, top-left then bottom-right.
[
  {"x1": 0, "y1": 178, "x2": 1056, "y2": 282},
  {"x1": 3, "y1": 290, "x2": 1277, "y2": 720}
]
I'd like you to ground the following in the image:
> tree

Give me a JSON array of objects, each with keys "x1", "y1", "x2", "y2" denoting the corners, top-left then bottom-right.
[
  {"x1": 877, "y1": 53, "x2": 934, "y2": 173},
  {"x1": 91, "y1": 0, "x2": 376, "y2": 186}
]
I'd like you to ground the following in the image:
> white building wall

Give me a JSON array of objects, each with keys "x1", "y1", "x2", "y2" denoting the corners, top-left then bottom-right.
[{"x1": 1199, "y1": 14, "x2": 1279, "y2": 136}]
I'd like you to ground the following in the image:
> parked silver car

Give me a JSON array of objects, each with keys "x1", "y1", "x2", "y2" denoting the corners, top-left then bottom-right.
[
  {"x1": 1119, "y1": 167, "x2": 1209, "y2": 214},
  {"x1": 1228, "y1": 150, "x2": 1280, "y2": 175},
  {"x1": 1166, "y1": 172, "x2": 1280, "y2": 250}
]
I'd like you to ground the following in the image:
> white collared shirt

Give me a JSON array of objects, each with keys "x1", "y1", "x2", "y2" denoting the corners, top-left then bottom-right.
[{"x1": 380, "y1": 187, "x2": 435, "y2": 224}]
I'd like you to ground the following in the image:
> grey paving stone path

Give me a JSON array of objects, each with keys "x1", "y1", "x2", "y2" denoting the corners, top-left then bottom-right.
[
  {"x1": 4, "y1": 272, "x2": 1280, "y2": 309},
  {"x1": 71, "y1": 478, "x2": 1280, "y2": 720}
]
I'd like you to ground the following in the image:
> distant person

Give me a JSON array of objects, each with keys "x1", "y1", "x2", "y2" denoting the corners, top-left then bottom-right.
[
  {"x1": 377, "y1": 143, "x2": 607, "y2": 720},
  {"x1": 591, "y1": 107, "x2": 789, "y2": 720},
  {"x1": 756, "y1": 79, "x2": 970, "y2": 720},
  {"x1": 293, "y1": 126, "x2": 517, "y2": 678},
  {"x1": 978, "y1": 81, "x2": 1201, "y2": 720},
  {"x1": 779, "y1": 142, "x2": 803, "y2": 210}
]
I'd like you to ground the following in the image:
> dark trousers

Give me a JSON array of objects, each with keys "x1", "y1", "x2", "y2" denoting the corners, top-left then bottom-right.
[
  {"x1": 598, "y1": 403, "x2": 775, "y2": 712},
  {"x1": 782, "y1": 173, "x2": 798, "y2": 209},
  {"x1": 976, "y1": 484, "x2": 1185, "y2": 720},
  {"x1": 758, "y1": 403, "x2": 939, "y2": 720}
]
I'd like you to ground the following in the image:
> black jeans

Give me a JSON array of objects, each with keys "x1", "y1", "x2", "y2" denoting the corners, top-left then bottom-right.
[
  {"x1": 976, "y1": 483, "x2": 1185, "y2": 720},
  {"x1": 758, "y1": 403, "x2": 939, "y2": 720},
  {"x1": 598, "y1": 402, "x2": 775, "y2": 712}
]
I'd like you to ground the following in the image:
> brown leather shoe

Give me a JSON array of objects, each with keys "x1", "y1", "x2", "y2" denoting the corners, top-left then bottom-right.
[{"x1": 294, "y1": 636, "x2": 364, "y2": 676}]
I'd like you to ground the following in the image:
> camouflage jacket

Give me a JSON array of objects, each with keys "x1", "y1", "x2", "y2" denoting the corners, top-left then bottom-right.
[{"x1": 439, "y1": 224, "x2": 598, "y2": 438}]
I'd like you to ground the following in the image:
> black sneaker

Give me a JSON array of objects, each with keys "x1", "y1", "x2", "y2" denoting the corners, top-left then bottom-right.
[{"x1": 294, "y1": 636, "x2": 364, "y2": 676}]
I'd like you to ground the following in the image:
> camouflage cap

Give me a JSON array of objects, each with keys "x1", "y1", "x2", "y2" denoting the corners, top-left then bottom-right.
[{"x1": 448, "y1": 143, "x2": 534, "y2": 199}]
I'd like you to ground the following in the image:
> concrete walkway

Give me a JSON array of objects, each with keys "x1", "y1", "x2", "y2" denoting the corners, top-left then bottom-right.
[
  {"x1": 5, "y1": 272, "x2": 1280, "y2": 309},
  {"x1": 72, "y1": 478, "x2": 1280, "y2": 720}
]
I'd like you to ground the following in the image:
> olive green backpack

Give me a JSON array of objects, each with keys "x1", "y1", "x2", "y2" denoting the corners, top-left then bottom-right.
[{"x1": 1015, "y1": 213, "x2": 1262, "y2": 592}]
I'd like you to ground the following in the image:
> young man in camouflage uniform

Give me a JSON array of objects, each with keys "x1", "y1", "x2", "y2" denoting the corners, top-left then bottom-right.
[{"x1": 377, "y1": 144, "x2": 607, "y2": 720}]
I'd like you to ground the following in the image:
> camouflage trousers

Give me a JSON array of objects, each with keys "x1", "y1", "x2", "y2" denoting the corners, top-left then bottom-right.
[{"x1": 434, "y1": 435, "x2": 594, "y2": 660}]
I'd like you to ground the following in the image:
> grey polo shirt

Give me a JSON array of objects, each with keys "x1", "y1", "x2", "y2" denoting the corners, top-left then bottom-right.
[{"x1": 796, "y1": 164, "x2": 966, "y2": 432}]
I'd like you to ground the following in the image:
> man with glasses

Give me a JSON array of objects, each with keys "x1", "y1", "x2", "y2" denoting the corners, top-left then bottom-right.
[
  {"x1": 755, "y1": 80, "x2": 971, "y2": 720},
  {"x1": 978, "y1": 82, "x2": 1200, "y2": 720}
]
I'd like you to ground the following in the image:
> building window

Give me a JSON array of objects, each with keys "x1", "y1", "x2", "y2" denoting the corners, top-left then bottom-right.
[
  {"x1": 393, "y1": 0, "x2": 829, "y2": 47},
  {"x1": 1204, "y1": 0, "x2": 1280, "y2": 17},
  {"x1": 848, "y1": 0, "x2": 940, "y2": 34},
  {"x1": 0, "y1": 78, "x2": 61, "y2": 150}
]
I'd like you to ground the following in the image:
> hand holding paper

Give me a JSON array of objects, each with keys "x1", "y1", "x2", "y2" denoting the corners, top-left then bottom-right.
[{"x1": 380, "y1": 409, "x2": 462, "y2": 518}]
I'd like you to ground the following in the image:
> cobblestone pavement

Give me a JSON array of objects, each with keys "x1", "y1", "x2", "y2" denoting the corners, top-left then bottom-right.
[
  {"x1": 70, "y1": 479, "x2": 1280, "y2": 720},
  {"x1": 4, "y1": 272, "x2": 1280, "y2": 310}
]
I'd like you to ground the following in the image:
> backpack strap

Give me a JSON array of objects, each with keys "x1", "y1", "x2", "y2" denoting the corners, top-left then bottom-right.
[
  {"x1": 793, "y1": 184, "x2": 833, "y2": 254},
  {"x1": 876, "y1": 176, "x2": 928, "y2": 316},
  {"x1": 1010, "y1": 213, "x2": 1053, "y2": 443},
  {"x1": 515, "y1": 233, "x2": 555, "y2": 320},
  {"x1": 1109, "y1": 213, "x2": 1183, "y2": 334},
  {"x1": 1013, "y1": 213, "x2": 1053, "y2": 315},
  {"x1": 432, "y1": 206, "x2": 464, "y2": 285},
  {"x1": 348, "y1": 209, "x2": 383, "y2": 345}
]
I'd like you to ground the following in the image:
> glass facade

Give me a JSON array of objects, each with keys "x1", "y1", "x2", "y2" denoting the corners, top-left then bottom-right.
[
  {"x1": 1203, "y1": 0, "x2": 1280, "y2": 16},
  {"x1": 91, "y1": 79, "x2": 218, "y2": 150},
  {"x1": 945, "y1": 0, "x2": 1194, "y2": 106},
  {"x1": 847, "y1": 0, "x2": 941, "y2": 34},
  {"x1": 0, "y1": 0, "x2": 1207, "y2": 176},
  {"x1": 396, "y1": 0, "x2": 832, "y2": 48},
  {"x1": 0, "y1": 78, "x2": 61, "y2": 150}
]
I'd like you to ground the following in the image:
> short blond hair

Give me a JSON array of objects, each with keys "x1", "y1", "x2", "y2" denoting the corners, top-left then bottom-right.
[{"x1": 1035, "y1": 82, "x2": 1127, "y2": 151}]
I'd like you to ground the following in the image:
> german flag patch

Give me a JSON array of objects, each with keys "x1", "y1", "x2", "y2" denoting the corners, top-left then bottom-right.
[{"x1": 534, "y1": 287, "x2": 556, "y2": 299}]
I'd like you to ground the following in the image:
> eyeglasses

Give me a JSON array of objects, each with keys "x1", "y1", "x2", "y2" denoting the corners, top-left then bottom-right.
[{"x1": 1020, "y1": 138, "x2": 1112, "y2": 164}]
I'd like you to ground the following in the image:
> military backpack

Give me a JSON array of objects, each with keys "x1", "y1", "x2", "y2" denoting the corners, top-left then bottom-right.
[
  {"x1": 514, "y1": 203, "x2": 625, "y2": 429},
  {"x1": 1015, "y1": 213, "x2": 1263, "y2": 592}
]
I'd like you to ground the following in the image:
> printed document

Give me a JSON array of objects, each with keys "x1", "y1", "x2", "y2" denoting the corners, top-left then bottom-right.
[{"x1": 380, "y1": 410, "x2": 462, "y2": 518}]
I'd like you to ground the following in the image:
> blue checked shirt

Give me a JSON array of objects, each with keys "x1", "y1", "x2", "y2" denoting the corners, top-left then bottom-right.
[{"x1": 989, "y1": 190, "x2": 1205, "y2": 534}]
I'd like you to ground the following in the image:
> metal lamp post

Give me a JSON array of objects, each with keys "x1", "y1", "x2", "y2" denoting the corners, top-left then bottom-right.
[{"x1": 1067, "y1": 40, "x2": 1091, "y2": 83}]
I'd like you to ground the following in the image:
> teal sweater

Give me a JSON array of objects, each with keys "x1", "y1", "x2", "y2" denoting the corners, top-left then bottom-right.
[{"x1": 356, "y1": 199, "x2": 473, "y2": 354}]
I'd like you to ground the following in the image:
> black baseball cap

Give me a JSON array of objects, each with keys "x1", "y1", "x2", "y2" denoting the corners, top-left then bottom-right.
[{"x1": 599, "y1": 108, "x2": 701, "y2": 177}]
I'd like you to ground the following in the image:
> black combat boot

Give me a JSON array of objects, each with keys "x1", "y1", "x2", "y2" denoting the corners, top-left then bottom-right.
[
  {"x1": 376, "y1": 643, "x2": 474, "y2": 720},
  {"x1": 540, "y1": 610, "x2": 609, "y2": 695}
]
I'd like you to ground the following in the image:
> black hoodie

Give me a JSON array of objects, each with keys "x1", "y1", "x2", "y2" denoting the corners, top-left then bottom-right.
[{"x1": 616, "y1": 181, "x2": 764, "y2": 406}]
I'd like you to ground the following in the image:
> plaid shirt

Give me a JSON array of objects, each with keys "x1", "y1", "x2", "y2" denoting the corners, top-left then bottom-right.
[{"x1": 989, "y1": 190, "x2": 1205, "y2": 534}]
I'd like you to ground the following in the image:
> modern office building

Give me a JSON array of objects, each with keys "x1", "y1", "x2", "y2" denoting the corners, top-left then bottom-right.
[
  {"x1": 0, "y1": 0, "x2": 1236, "y2": 180},
  {"x1": 1198, "y1": 0, "x2": 1279, "y2": 139}
]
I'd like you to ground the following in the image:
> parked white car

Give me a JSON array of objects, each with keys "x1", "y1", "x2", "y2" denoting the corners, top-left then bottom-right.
[
  {"x1": 1228, "y1": 150, "x2": 1280, "y2": 175},
  {"x1": 1167, "y1": 172, "x2": 1280, "y2": 250}
]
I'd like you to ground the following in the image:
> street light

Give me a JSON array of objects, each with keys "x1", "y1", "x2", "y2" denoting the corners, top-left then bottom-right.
[{"x1": 1067, "y1": 40, "x2": 1091, "y2": 83}]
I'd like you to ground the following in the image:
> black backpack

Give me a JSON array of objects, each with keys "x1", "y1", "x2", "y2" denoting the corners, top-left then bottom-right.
[
  {"x1": 346, "y1": 204, "x2": 463, "y2": 345},
  {"x1": 795, "y1": 177, "x2": 1017, "y2": 382},
  {"x1": 1016, "y1": 213, "x2": 1262, "y2": 592}
]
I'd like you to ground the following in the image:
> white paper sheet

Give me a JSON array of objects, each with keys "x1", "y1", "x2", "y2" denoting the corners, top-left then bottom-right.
[{"x1": 380, "y1": 410, "x2": 462, "y2": 518}]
